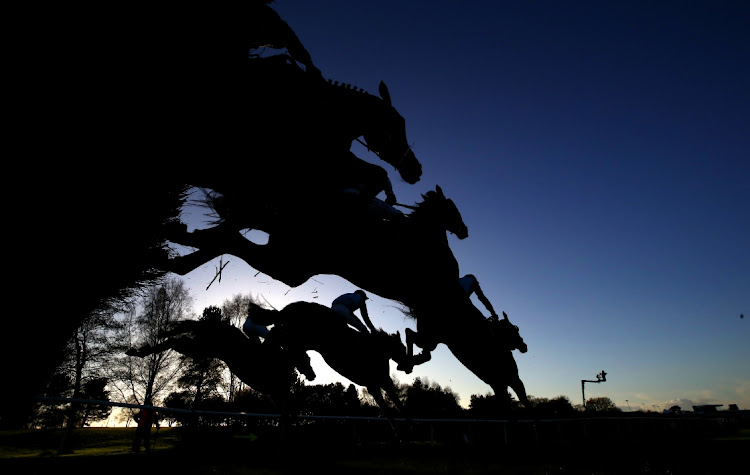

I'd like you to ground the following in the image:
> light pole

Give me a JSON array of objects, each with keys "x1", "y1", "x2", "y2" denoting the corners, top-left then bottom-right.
[
  {"x1": 626, "y1": 400, "x2": 631, "y2": 412},
  {"x1": 581, "y1": 370, "x2": 608, "y2": 409}
]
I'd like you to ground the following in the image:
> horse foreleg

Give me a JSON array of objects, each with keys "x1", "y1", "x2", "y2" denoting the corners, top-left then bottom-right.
[
  {"x1": 397, "y1": 328, "x2": 433, "y2": 374},
  {"x1": 126, "y1": 338, "x2": 185, "y2": 358},
  {"x1": 509, "y1": 377, "x2": 531, "y2": 409}
]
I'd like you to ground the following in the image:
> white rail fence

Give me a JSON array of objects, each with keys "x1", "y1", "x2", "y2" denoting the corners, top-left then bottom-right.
[{"x1": 34, "y1": 396, "x2": 730, "y2": 446}]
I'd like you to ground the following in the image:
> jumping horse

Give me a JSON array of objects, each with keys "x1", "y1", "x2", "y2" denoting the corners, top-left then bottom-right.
[
  {"x1": 166, "y1": 185, "x2": 466, "y2": 295},
  {"x1": 247, "y1": 300, "x2": 410, "y2": 439},
  {"x1": 403, "y1": 307, "x2": 531, "y2": 412},
  {"x1": 193, "y1": 56, "x2": 422, "y2": 234},
  {"x1": 166, "y1": 184, "x2": 532, "y2": 412},
  {"x1": 125, "y1": 319, "x2": 300, "y2": 412}
]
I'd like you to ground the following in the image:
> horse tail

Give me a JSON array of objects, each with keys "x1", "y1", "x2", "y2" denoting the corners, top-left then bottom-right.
[{"x1": 402, "y1": 305, "x2": 418, "y2": 321}]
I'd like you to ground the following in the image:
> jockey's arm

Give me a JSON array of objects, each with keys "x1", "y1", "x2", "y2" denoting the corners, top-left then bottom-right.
[
  {"x1": 253, "y1": 4, "x2": 321, "y2": 78},
  {"x1": 473, "y1": 280, "x2": 498, "y2": 319},
  {"x1": 359, "y1": 303, "x2": 377, "y2": 333}
]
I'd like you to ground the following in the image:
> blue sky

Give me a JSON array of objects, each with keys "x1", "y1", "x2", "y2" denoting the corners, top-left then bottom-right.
[{"x1": 177, "y1": 1, "x2": 749, "y2": 411}]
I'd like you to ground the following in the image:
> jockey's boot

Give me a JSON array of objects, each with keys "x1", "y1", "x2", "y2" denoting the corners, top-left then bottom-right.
[
  {"x1": 397, "y1": 360, "x2": 414, "y2": 374},
  {"x1": 296, "y1": 352, "x2": 316, "y2": 381}
]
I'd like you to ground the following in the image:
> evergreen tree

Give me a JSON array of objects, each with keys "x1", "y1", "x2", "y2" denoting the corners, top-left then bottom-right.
[
  {"x1": 404, "y1": 377, "x2": 462, "y2": 418},
  {"x1": 585, "y1": 396, "x2": 621, "y2": 413}
]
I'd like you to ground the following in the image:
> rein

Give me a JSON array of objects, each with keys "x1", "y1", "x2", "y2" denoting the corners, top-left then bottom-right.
[{"x1": 355, "y1": 137, "x2": 414, "y2": 170}]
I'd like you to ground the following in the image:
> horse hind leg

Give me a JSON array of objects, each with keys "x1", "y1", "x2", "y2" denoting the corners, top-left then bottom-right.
[
  {"x1": 368, "y1": 387, "x2": 403, "y2": 443},
  {"x1": 381, "y1": 378, "x2": 413, "y2": 441}
]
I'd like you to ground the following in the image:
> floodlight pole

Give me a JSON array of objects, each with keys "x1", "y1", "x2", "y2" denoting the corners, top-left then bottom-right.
[{"x1": 581, "y1": 370, "x2": 607, "y2": 409}]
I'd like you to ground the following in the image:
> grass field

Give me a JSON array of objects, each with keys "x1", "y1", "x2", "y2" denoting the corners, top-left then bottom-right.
[{"x1": 1, "y1": 426, "x2": 748, "y2": 474}]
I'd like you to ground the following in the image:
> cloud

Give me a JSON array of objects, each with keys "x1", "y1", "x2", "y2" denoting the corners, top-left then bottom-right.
[
  {"x1": 661, "y1": 398, "x2": 700, "y2": 411},
  {"x1": 734, "y1": 379, "x2": 750, "y2": 398},
  {"x1": 731, "y1": 379, "x2": 750, "y2": 409}
]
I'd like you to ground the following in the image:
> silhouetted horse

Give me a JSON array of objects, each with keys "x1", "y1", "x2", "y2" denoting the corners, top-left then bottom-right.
[
  {"x1": 247, "y1": 300, "x2": 410, "y2": 439},
  {"x1": 167, "y1": 185, "x2": 466, "y2": 296},
  {"x1": 251, "y1": 56, "x2": 421, "y2": 184},
  {"x1": 404, "y1": 308, "x2": 531, "y2": 413},
  {"x1": 165, "y1": 185, "x2": 530, "y2": 412},
  {"x1": 194, "y1": 57, "x2": 422, "y2": 232},
  {"x1": 125, "y1": 319, "x2": 299, "y2": 411}
]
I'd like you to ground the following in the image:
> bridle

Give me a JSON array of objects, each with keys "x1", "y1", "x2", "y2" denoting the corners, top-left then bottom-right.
[{"x1": 355, "y1": 137, "x2": 414, "y2": 171}]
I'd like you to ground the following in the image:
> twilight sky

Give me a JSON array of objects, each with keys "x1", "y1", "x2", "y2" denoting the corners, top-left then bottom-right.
[{"x1": 176, "y1": 0, "x2": 749, "y2": 411}]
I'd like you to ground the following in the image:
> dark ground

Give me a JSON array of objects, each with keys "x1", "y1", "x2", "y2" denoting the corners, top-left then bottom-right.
[{"x1": 1, "y1": 424, "x2": 748, "y2": 474}]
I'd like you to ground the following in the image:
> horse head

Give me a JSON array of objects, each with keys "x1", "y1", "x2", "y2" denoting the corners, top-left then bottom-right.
[
  {"x1": 361, "y1": 81, "x2": 422, "y2": 185},
  {"x1": 496, "y1": 312, "x2": 527, "y2": 353},
  {"x1": 412, "y1": 185, "x2": 469, "y2": 239}
]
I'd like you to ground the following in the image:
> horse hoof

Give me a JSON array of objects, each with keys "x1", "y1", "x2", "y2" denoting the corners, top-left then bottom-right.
[
  {"x1": 301, "y1": 369, "x2": 316, "y2": 381},
  {"x1": 397, "y1": 363, "x2": 413, "y2": 374}
]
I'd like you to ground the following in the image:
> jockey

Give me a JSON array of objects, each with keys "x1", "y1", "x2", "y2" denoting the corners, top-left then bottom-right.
[
  {"x1": 336, "y1": 154, "x2": 404, "y2": 221},
  {"x1": 242, "y1": 313, "x2": 270, "y2": 340},
  {"x1": 331, "y1": 290, "x2": 371, "y2": 333},
  {"x1": 459, "y1": 274, "x2": 499, "y2": 321},
  {"x1": 243, "y1": 306, "x2": 316, "y2": 380},
  {"x1": 249, "y1": 1, "x2": 322, "y2": 79}
]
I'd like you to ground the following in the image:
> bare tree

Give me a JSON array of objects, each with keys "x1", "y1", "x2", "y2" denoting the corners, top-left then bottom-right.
[
  {"x1": 109, "y1": 277, "x2": 194, "y2": 413},
  {"x1": 28, "y1": 307, "x2": 123, "y2": 450},
  {"x1": 220, "y1": 293, "x2": 254, "y2": 402}
]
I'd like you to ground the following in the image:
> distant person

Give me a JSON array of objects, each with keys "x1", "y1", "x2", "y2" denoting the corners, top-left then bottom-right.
[
  {"x1": 132, "y1": 408, "x2": 158, "y2": 453},
  {"x1": 458, "y1": 274, "x2": 499, "y2": 320},
  {"x1": 331, "y1": 290, "x2": 371, "y2": 333},
  {"x1": 334, "y1": 153, "x2": 404, "y2": 221}
]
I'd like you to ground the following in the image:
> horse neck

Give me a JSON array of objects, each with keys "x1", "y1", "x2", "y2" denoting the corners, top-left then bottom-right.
[
  {"x1": 406, "y1": 204, "x2": 450, "y2": 242},
  {"x1": 320, "y1": 82, "x2": 384, "y2": 141}
]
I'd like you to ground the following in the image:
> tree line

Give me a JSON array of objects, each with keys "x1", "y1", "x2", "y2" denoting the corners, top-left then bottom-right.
[{"x1": 29, "y1": 276, "x2": 621, "y2": 430}]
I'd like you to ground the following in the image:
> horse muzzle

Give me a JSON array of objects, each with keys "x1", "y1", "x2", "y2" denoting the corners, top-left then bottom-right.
[
  {"x1": 518, "y1": 342, "x2": 528, "y2": 353},
  {"x1": 454, "y1": 225, "x2": 469, "y2": 240},
  {"x1": 398, "y1": 149, "x2": 422, "y2": 184}
]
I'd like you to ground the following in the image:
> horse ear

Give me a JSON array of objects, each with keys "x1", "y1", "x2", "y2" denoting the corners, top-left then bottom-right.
[
  {"x1": 379, "y1": 81, "x2": 392, "y2": 107},
  {"x1": 503, "y1": 311, "x2": 509, "y2": 321},
  {"x1": 436, "y1": 185, "x2": 444, "y2": 197}
]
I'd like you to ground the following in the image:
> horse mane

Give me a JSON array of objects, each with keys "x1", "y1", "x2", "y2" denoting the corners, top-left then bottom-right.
[
  {"x1": 405, "y1": 191, "x2": 442, "y2": 223},
  {"x1": 326, "y1": 78, "x2": 370, "y2": 96}
]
